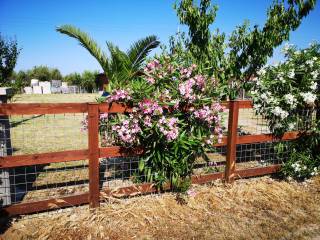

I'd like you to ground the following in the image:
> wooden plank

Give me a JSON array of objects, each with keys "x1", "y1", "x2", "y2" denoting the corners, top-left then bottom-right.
[
  {"x1": 235, "y1": 165, "x2": 281, "y2": 178},
  {"x1": 238, "y1": 100, "x2": 253, "y2": 109},
  {"x1": 98, "y1": 102, "x2": 132, "y2": 113},
  {"x1": 0, "y1": 103, "x2": 88, "y2": 115},
  {"x1": 220, "y1": 100, "x2": 253, "y2": 109},
  {"x1": 87, "y1": 103, "x2": 100, "y2": 208},
  {"x1": 98, "y1": 101, "x2": 253, "y2": 113},
  {"x1": 236, "y1": 131, "x2": 300, "y2": 144},
  {"x1": 225, "y1": 101, "x2": 240, "y2": 182},
  {"x1": 0, "y1": 149, "x2": 88, "y2": 168},
  {"x1": 0, "y1": 193, "x2": 89, "y2": 217},
  {"x1": 99, "y1": 146, "x2": 144, "y2": 158},
  {"x1": 191, "y1": 172, "x2": 224, "y2": 184}
]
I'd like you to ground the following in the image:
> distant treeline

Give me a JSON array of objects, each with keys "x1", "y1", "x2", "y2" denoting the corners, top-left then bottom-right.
[{"x1": 9, "y1": 65, "x2": 99, "y2": 93}]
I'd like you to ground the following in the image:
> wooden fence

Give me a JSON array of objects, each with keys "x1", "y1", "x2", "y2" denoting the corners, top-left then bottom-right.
[{"x1": 0, "y1": 100, "x2": 300, "y2": 216}]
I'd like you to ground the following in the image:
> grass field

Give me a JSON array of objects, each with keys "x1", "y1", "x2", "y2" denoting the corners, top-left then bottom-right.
[
  {"x1": 10, "y1": 93, "x2": 100, "y2": 103},
  {"x1": 2, "y1": 176, "x2": 320, "y2": 240}
]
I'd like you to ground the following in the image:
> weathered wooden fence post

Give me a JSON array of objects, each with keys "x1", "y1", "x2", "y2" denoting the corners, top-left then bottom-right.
[
  {"x1": 88, "y1": 103, "x2": 100, "y2": 208},
  {"x1": 0, "y1": 87, "x2": 13, "y2": 206},
  {"x1": 225, "y1": 100, "x2": 239, "y2": 183}
]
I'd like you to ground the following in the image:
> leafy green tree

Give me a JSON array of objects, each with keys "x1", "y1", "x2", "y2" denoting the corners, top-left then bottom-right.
[
  {"x1": 50, "y1": 68, "x2": 63, "y2": 80},
  {"x1": 28, "y1": 65, "x2": 62, "y2": 82},
  {"x1": 173, "y1": 0, "x2": 317, "y2": 99},
  {"x1": 14, "y1": 70, "x2": 29, "y2": 92},
  {"x1": 63, "y1": 72, "x2": 82, "y2": 86},
  {"x1": 56, "y1": 25, "x2": 160, "y2": 89},
  {"x1": 0, "y1": 33, "x2": 21, "y2": 86},
  {"x1": 81, "y1": 70, "x2": 99, "y2": 92}
]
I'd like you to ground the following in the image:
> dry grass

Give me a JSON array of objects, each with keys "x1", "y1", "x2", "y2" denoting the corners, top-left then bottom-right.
[
  {"x1": 2, "y1": 176, "x2": 320, "y2": 240},
  {"x1": 10, "y1": 93, "x2": 99, "y2": 103}
]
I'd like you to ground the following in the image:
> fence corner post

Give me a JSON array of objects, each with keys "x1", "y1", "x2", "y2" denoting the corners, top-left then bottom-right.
[
  {"x1": 87, "y1": 102, "x2": 100, "y2": 208},
  {"x1": 225, "y1": 100, "x2": 239, "y2": 183},
  {"x1": 0, "y1": 87, "x2": 14, "y2": 206}
]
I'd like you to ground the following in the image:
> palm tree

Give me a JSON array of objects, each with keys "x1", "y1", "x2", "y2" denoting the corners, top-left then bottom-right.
[{"x1": 56, "y1": 24, "x2": 160, "y2": 89}]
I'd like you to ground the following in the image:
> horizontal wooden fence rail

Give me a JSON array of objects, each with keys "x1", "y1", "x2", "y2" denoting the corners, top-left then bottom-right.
[
  {"x1": 0, "y1": 100, "x2": 302, "y2": 216},
  {"x1": 0, "y1": 103, "x2": 88, "y2": 115}
]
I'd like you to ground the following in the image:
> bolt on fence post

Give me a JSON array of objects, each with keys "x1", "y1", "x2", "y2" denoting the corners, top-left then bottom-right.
[
  {"x1": 225, "y1": 100, "x2": 240, "y2": 183},
  {"x1": 88, "y1": 103, "x2": 100, "y2": 208}
]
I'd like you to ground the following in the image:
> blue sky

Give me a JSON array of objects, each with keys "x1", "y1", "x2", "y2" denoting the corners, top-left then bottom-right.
[{"x1": 1, "y1": 0, "x2": 319, "y2": 75}]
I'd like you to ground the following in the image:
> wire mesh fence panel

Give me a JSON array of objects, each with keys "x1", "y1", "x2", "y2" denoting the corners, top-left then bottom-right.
[
  {"x1": 5, "y1": 160, "x2": 89, "y2": 206},
  {"x1": 235, "y1": 142, "x2": 290, "y2": 170},
  {"x1": 238, "y1": 108, "x2": 270, "y2": 135},
  {"x1": 0, "y1": 113, "x2": 88, "y2": 156},
  {"x1": 235, "y1": 107, "x2": 318, "y2": 171},
  {"x1": 99, "y1": 156, "x2": 157, "y2": 190},
  {"x1": 193, "y1": 146, "x2": 227, "y2": 175}
]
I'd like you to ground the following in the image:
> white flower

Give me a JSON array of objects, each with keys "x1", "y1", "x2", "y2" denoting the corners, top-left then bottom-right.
[
  {"x1": 310, "y1": 81, "x2": 317, "y2": 91},
  {"x1": 288, "y1": 122, "x2": 296, "y2": 130},
  {"x1": 253, "y1": 104, "x2": 262, "y2": 112},
  {"x1": 300, "y1": 92, "x2": 316, "y2": 105},
  {"x1": 279, "y1": 76, "x2": 285, "y2": 83},
  {"x1": 288, "y1": 70, "x2": 295, "y2": 79},
  {"x1": 313, "y1": 57, "x2": 318, "y2": 61},
  {"x1": 260, "y1": 92, "x2": 271, "y2": 102},
  {"x1": 306, "y1": 60, "x2": 314, "y2": 67},
  {"x1": 281, "y1": 43, "x2": 291, "y2": 53},
  {"x1": 258, "y1": 68, "x2": 266, "y2": 76},
  {"x1": 311, "y1": 71, "x2": 318, "y2": 79},
  {"x1": 271, "y1": 106, "x2": 289, "y2": 119},
  {"x1": 250, "y1": 90, "x2": 258, "y2": 96},
  {"x1": 294, "y1": 51, "x2": 301, "y2": 55},
  {"x1": 284, "y1": 94, "x2": 296, "y2": 107}
]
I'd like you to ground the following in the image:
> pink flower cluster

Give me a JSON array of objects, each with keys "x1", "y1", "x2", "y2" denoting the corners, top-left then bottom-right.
[
  {"x1": 107, "y1": 90, "x2": 131, "y2": 103},
  {"x1": 157, "y1": 116, "x2": 179, "y2": 141},
  {"x1": 193, "y1": 104, "x2": 225, "y2": 144},
  {"x1": 138, "y1": 99, "x2": 163, "y2": 115},
  {"x1": 143, "y1": 115, "x2": 152, "y2": 127},
  {"x1": 180, "y1": 64, "x2": 196, "y2": 79},
  {"x1": 193, "y1": 106, "x2": 215, "y2": 124},
  {"x1": 179, "y1": 79, "x2": 197, "y2": 101},
  {"x1": 211, "y1": 103, "x2": 225, "y2": 113},
  {"x1": 194, "y1": 75, "x2": 205, "y2": 90},
  {"x1": 112, "y1": 117, "x2": 141, "y2": 145},
  {"x1": 178, "y1": 74, "x2": 206, "y2": 101},
  {"x1": 145, "y1": 59, "x2": 161, "y2": 71},
  {"x1": 100, "y1": 113, "x2": 108, "y2": 120}
]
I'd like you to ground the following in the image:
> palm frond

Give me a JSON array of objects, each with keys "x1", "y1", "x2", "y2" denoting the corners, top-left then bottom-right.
[
  {"x1": 56, "y1": 25, "x2": 109, "y2": 74},
  {"x1": 127, "y1": 35, "x2": 160, "y2": 70},
  {"x1": 107, "y1": 41, "x2": 132, "y2": 88}
]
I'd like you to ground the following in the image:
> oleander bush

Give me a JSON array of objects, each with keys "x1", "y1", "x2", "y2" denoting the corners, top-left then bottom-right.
[
  {"x1": 96, "y1": 54, "x2": 226, "y2": 189},
  {"x1": 251, "y1": 42, "x2": 320, "y2": 180}
]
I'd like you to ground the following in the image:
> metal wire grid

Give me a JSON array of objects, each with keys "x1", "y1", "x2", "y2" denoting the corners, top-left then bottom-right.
[
  {"x1": 3, "y1": 160, "x2": 89, "y2": 206},
  {"x1": 99, "y1": 148, "x2": 227, "y2": 190},
  {"x1": 238, "y1": 109, "x2": 270, "y2": 135},
  {"x1": 235, "y1": 141, "x2": 290, "y2": 170},
  {"x1": 193, "y1": 146, "x2": 227, "y2": 175},
  {"x1": 294, "y1": 108, "x2": 318, "y2": 131},
  {"x1": 99, "y1": 157, "x2": 151, "y2": 189},
  {"x1": 0, "y1": 113, "x2": 88, "y2": 156},
  {"x1": 238, "y1": 108, "x2": 318, "y2": 135}
]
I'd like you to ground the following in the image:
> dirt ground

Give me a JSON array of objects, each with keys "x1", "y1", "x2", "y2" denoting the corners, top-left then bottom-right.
[{"x1": 1, "y1": 175, "x2": 320, "y2": 240}]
